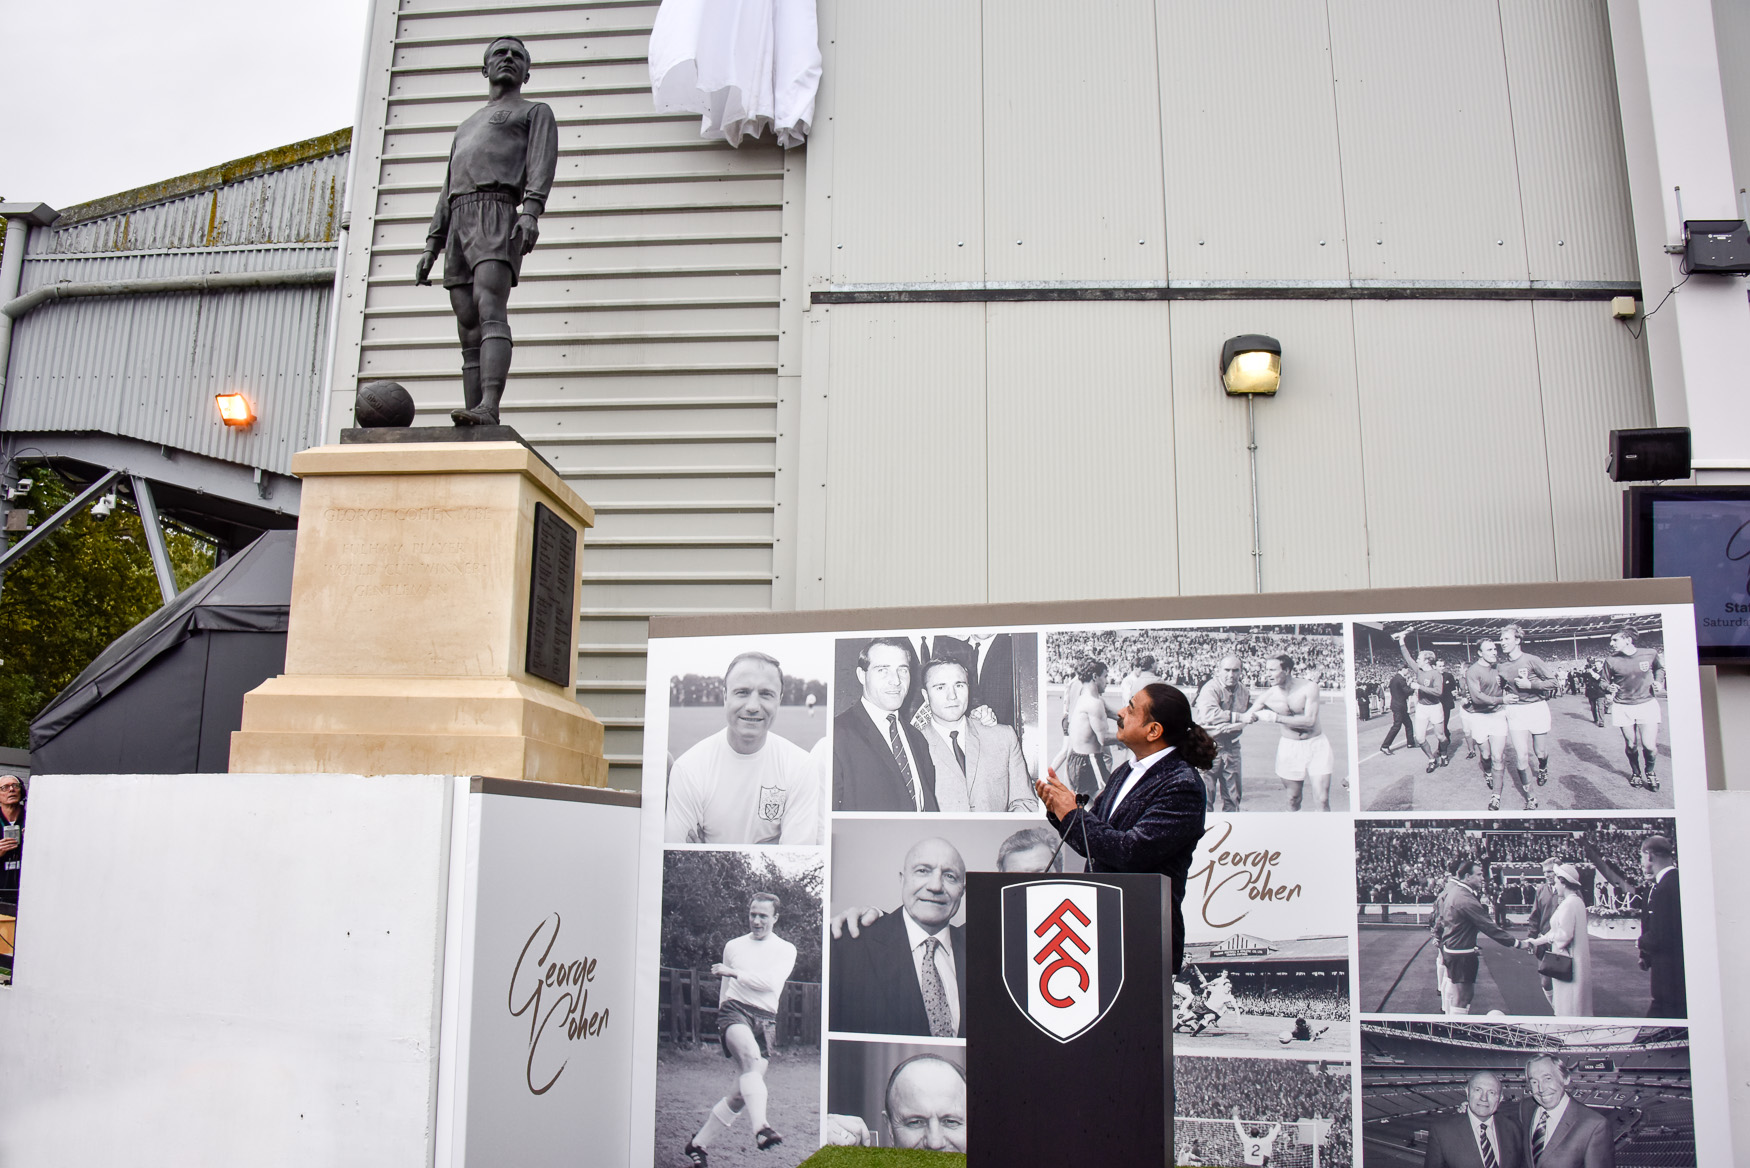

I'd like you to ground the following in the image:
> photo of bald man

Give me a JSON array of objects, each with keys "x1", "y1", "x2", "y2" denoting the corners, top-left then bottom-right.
[
  {"x1": 825, "y1": 1042, "x2": 968, "y2": 1153},
  {"x1": 828, "y1": 836, "x2": 966, "y2": 1038}
]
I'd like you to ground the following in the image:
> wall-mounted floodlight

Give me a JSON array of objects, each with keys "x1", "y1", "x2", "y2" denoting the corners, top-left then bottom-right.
[
  {"x1": 215, "y1": 393, "x2": 255, "y2": 427},
  {"x1": 1221, "y1": 334, "x2": 1284, "y2": 594},
  {"x1": 1221, "y1": 335, "x2": 1282, "y2": 395}
]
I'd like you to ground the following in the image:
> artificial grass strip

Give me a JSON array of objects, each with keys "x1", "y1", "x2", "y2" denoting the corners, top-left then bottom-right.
[{"x1": 797, "y1": 1148, "x2": 966, "y2": 1168}]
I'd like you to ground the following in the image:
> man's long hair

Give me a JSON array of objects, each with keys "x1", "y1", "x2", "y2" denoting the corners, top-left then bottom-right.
[{"x1": 1138, "y1": 682, "x2": 1218, "y2": 769}]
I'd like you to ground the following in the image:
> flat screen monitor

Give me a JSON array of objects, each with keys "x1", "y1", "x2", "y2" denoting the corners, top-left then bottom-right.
[{"x1": 1624, "y1": 485, "x2": 1750, "y2": 663}]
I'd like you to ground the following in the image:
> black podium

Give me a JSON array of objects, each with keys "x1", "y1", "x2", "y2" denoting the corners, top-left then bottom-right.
[{"x1": 966, "y1": 872, "x2": 1173, "y2": 1167}]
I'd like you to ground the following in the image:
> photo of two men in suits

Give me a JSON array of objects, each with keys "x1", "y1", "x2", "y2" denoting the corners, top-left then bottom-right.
[
  {"x1": 1362, "y1": 1022, "x2": 1693, "y2": 1168},
  {"x1": 832, "y1": 632, "x2": 1039, "y2": 814},
  {"x1": 1422, "y1": 1057, "x2": 1617, "y2": 1167}
]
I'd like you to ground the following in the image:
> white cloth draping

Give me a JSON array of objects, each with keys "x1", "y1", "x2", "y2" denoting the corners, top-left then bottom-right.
[{"x1": 648, "y1": 0, "x2": 821, "y2": 148}]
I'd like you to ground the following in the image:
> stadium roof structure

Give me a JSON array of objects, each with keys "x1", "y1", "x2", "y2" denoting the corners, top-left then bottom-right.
[
  {"x1": 1362, "y1": 1021, "x2": 1690, "y2": 1052},
  {"x1": 1183, "y1": 934, "x2": 1347, "y2": 965},
  {"x1": 1353, "y1": 615, "x2": 1659, "y2": 641}
]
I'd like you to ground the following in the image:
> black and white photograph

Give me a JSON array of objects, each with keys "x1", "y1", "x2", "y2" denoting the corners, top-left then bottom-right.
[
  {"x1": 831, "y1": 630, "x2": 1040, "y2": 813},
  {"x1": 1046, "y1": 624, "x2": 1351, "y2": 813},
  {"x1": 1173, "y1": 1054, "x2": 1354, "y2": 1168},
  {"x1": 1174, "y1": 814, "x2": 1355, "y2": 1055},
  {"x1": 654, "y1": 849, "x2": 822, "y2": 1168},
  {"x1": 1356, "y1": 819, "x2": 1686, "y2": 1020},
  {"x1": 824, "y1": 1039, "x2": 967, "y2": 1153},
  {"x1": 663, "y1": 634, "x2": 830, "y2": 845},
  {"x1": 826, "y1": 817, "x2": 1070, "y2": 1041},
  {"x1": 1361, "y1": 1021, "x2": 1693, "y2": 1168},
  {"x1": 1353, "y1": 615, "x2": 1674, "y2": 812}
]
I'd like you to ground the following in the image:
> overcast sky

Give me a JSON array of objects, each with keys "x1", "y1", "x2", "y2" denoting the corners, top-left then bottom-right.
[{"x1": 1, "y1": 0, "x2": 367, "y2": 212}]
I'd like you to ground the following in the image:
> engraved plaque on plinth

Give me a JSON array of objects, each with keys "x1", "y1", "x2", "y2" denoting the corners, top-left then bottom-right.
[
  {"x1": 229, "y1": 439, "x2": 607, "y2": 785},
  {"x1": 525, "y1": 502, "x2": 577, "y2": 688}
]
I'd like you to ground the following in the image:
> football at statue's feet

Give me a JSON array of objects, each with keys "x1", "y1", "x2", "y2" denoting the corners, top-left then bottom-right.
[{"x1": 354, "y1": 380, "x2": 416, "y2": 428}]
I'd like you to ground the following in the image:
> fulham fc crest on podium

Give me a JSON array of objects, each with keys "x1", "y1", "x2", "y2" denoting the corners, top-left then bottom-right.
[{"x1": 1000, "y1": 881, "x2": 1125, "y2": 1043}]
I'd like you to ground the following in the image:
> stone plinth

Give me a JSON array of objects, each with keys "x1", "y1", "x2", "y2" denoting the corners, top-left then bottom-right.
[{"x1": 230, "y1": 441, "x2": 607, "y2": 785}]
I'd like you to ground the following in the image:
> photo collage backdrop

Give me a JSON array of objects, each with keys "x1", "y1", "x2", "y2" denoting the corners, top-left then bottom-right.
[{"x1": 631, "y1": 596, "x2": 1730, "y2": 1168}]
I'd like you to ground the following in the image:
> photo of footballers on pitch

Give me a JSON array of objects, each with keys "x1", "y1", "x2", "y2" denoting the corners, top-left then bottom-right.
[
  {"x1": 1173, "y1": 1054, "x2": 1353, "y2": 1167},
  {"x1": 1047, "y1": 624, "x2": 1350, "y2": 812},
  {"x1": 1353, "y1": 614, "x2": 1673, "y2": 812}
]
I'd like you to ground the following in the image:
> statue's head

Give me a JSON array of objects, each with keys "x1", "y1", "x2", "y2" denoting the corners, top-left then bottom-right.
[{"x1": 482, "y1": 36, "x2": 532, "y2": 85}]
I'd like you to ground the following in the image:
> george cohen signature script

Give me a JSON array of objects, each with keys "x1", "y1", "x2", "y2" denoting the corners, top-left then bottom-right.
[
  {"x1": 1186, "y1": 820, "x2": 1303, "y2": 930},
  {"x1": 1727, "y1": 517, "x2": 1750, "y2": 594},
  {"x1": 508, "y1": 912, "x2": 611, "y2": 1095}
]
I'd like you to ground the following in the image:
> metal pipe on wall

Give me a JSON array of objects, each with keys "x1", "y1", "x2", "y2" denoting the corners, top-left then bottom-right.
[
  {"x1": 1, "y1": 267, "x2": 337, "y2": 321},
  {"x1": 1247, "y1": 396, "x2": 1263, "y2": 593}
]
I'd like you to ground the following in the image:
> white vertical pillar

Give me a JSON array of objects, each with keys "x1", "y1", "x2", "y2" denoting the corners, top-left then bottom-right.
[{"x1": 1609, "y1": 0, "x2": 1750, "y2": 484}]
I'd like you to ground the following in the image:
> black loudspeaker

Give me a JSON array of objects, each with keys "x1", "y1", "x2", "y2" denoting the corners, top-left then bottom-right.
[
  {"x1": 1683, "y1": 220, "x2": 1750, "y2": 275},
  {"x1": 1608, "y1": 427, "x2": 1691, "y2": 482}
]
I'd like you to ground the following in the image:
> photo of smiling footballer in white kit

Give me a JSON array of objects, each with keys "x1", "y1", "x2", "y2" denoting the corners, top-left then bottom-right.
[{"x1": 663, "y1": 635, "x2": 831, "y2": 846}]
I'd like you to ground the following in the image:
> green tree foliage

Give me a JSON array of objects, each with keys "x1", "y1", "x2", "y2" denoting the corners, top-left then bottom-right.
[
  {"x1": 661, "y1": 850, "x2": 823, "y2": 983},
  {"x1": 0, "y1": 469, "x2": 217, "y2": 748}
]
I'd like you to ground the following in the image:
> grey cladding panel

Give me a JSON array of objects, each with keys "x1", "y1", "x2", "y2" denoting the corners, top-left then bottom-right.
[
  {"x1": 982, "y1": 0, "x2": 1167, "y2": 281},
  {"x1": 828, "y1": 0, "x2": 984, "y2": 284},
  {"x1": 985, "y1": 302, "x2": 1179, "y2": 602},
  {"x1": 1352, "y1": 301, "x2": 1556, "y2": 588},
  {"x1": 1530, "y1": 301, "x2": 1655, "y2": 581},
  {"x1": 1714, "y1": 0, "x2": 1750, "y2": 201},
  {"x1": 1156, "y1": 0, "x2": 1350, "y2": 282},
  {"x1": 1328, "y1": 0, "x2": 1528, "y2": 281},
  {"x1": 824, "y1": 305, "x2": 987, "y2": 607},
  {"x1": 1498, "y1": 0, "x2": 1639, "y2": 282}
]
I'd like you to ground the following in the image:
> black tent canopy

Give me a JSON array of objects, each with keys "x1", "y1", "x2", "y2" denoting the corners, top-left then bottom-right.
[{"x1": 30, "y1": 531, "x2": 294, "y2": 774}]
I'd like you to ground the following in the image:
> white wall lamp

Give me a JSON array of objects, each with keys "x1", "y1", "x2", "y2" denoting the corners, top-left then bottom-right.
[
  {"x1": 1221, "y1": 334, "x2": 1282, "y2": 396},
  {"x1": 1221, "y1": 335, "x2": 1282, "y2": 592}
]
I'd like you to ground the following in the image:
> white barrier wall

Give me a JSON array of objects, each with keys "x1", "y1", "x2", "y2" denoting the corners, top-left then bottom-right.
[
  {"x1": 0, "y1": 772, "x2": 641, "y2": 1168},
  {"x1": 1709, "y1": 789, "x2": 1750, "y2": 1167}
]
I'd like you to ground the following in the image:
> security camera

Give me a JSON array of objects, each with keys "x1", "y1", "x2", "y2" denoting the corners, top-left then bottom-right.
[
  {"x1": 90, "y1": 493, "x2": 118, "y2": 519},
  {"x1": 15, "y1": 477, "x2": 30, "y2": 492}
]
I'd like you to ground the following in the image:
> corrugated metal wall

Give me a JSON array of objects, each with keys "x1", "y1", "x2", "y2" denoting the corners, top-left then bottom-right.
[
  {"x1": 802, "y1": 0, "x2": 1656, "y2": 603},
  {"x1": 333, "y1": 0, "x2": 792, "y2": 787},
  {"x1": 3, "y1": 148, "x2": 348, "y2": 476}
]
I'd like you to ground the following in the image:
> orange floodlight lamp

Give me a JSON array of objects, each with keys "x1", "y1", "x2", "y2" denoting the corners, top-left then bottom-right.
[{"x1": 215, "y1": 393, "x2": 256, "y2": 427}]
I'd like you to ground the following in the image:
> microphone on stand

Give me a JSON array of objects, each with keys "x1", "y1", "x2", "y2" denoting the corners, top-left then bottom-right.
[{"x1": 1042, "y1": 769, "x2": 1092, "y2": 872}]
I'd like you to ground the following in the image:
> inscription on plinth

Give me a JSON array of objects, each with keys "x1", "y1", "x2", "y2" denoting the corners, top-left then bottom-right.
[
  {"x1": 283, "y1": 482, "x2": 519, "y2": 680},
  {"x1": 525, "y1": 502, "x2": 577, "y2": 687}
]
